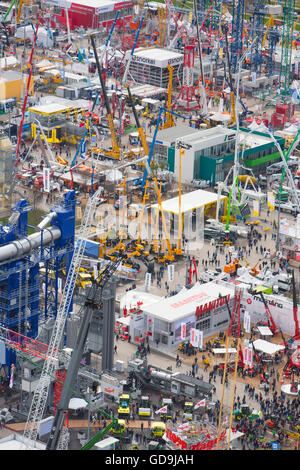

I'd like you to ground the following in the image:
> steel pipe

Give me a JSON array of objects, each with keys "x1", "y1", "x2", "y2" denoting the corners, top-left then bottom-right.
[{"x1": 0, "y1": 226, "x2": 61, "y2": 263}]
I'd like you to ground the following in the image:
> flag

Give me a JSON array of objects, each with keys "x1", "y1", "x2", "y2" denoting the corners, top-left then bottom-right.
[
  {"x1": 155, "y1": 406, "x2": 167, "y2": 414},
  {"x1": 9, "y1": 364, "x2": 15, "y2": 389},
  {"x1": 194, "y1": 399, "x2": 206, "y2": 409}
]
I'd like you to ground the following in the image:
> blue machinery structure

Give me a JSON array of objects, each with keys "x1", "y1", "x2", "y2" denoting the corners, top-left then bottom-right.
[
  {"x1": 230, "y1": 0, "x2": 245, "y2": 73},
  {"x1": 0, "y1": 191, "x2": 76, "y2": 369}
]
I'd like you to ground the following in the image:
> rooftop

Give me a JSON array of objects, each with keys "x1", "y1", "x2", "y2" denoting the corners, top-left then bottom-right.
[
  {"x1": 151, "y1": 189, "x2": 226, "y2": 215},
  {"x1": 142, "y1": 281, "x2": 233, "y2": 322}
]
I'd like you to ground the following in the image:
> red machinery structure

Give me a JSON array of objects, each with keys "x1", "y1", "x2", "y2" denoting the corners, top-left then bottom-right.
[
  {"x1": 172, "y1": 45, "x2": 201, "y2": 112},
  {"x1": 283, "y1": 271, "x2": 300, "y2": 376}
]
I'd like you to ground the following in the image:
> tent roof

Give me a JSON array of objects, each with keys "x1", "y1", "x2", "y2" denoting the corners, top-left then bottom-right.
[
  {"x1": 142, "y1": 281, "x2": 233, "y2": 322},
  {"x1": 151, "y1": 189, "x2": 226, "y2": 215},
  {"x1": 252, "y1": 339, "x2": 285, "y2": 355}
]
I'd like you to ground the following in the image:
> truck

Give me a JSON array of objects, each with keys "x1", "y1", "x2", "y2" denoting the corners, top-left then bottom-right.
[{"x1": 138, "y1": 396, "x2": 151, "y2": 418}]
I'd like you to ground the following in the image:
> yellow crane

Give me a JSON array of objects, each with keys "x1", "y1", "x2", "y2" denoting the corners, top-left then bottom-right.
[{"x1": 161, "y1": 64, "x2": 175, "y2": 130}]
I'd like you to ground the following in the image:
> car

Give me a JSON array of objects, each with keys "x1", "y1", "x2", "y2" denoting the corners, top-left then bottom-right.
[{"x1": 233, "y1": 404, "x2": 262, "y2": 421}]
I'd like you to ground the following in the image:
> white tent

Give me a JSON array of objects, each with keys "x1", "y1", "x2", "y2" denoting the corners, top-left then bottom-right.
[
  {"x1": 252, "y1": 339, "x2": 285, "y2": 355},
  {"x1": 68, "y1": 398, "x2": 88, "y2": 410},
  {"x1": 256, "y1": 326, "x2": 273, "y2": 336},
  {"x1": 105, "y1": 169, "x2": 123, "y2": 182}
]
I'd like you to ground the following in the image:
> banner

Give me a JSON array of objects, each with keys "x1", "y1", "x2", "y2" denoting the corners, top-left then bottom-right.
[
  {"x1": 267, "y1": 192, "x2": 275, "y2": 211},
  {"x1": 43, "y1": 167, "x2": 50, "y2": 193},
  {"x1": 181, "y1": 322, "x2": 186, "y2": 340},
  {"x1": 243, "y1": 310, "x2": 251, "y2": 333},
  {"x1": 145, "y1": 272, "x2": 151, "y2": 289},
  {"x1": 253, "y1": 200, "x2": 260, "y2": 217},
  {"x1": 243, "y1": 343, "x2": 253, "y2": 367},
  {"x1": 218, "y1": 97, "x2": 224, "y2": 113},
  {"x1": 190, "y1": 328, "x2": 197, "y2": 347},
  {"x1": 81, "y1": 138, "x2": 87, "y2": 159},
  {"x1": 155, "y1": 405, "x2": 167, "y2": 414},
  {"x1": 198, "y1": 330, "x2": 203, "y2": 349},
  {"x1": 93, "y1": 265, "x2": 98, "y2": 280},
  {"x1": 168, "y1": 264, "x2": 175, "y2": 282},
  {"x1": 9, "y1": 364, "x2": 15, "y2": 389},
  {"x1": 194, "y1": 399, "x2": 206, "y2": 409}
]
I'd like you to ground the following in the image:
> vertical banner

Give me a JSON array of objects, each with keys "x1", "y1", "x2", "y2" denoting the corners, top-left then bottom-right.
[
  {"x1": 145, "y1": 272, "x2": 152, "y2": 289},
  {"x1": 168, "y1": 264, "x2": 175, "y2": 282},
  {"x1": 218, "y1": 97, "x2": 224, "y2": 113},
  {"x1": 57, "y1": 277, "x2": 62, "y2": 293},
  {"x1": 147, "y1": 317, "x2": 153, "y2": 337},
  {"x1": 253, "y1": 200, "x2": 260, "y2": 217},
  {"x1": 198, "y1": 330, "x2": 203, "y2": 349},
  {"x1": 247, "y1": 346, "x2": 253, "y2": 368},
  {"x1": 267, "y1": 192, "x2": 275, "y2": 211},
  {"x1": 93, "y1": 264, "x2": 98, "y2": 280},
  {"x1": 181, "y1": 323, "x2": 186, "y2": 340},
  {"x1": 43, "y1": 167, "x2": 50, "y2": 193},
  {"x1": 9, "y1": 364, "x2": 15, "y2": 388},
  {"x1": 243, "y1": 310, "x2": 251, "y2": 333},
  {"x1": 81, "y1": 137, "x2": 86, "y2": 159}
]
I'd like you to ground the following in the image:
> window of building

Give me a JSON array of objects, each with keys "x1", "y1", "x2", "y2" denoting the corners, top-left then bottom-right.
[{"x1": 196, "y1": 318, "x2": 211, "y2": 331}]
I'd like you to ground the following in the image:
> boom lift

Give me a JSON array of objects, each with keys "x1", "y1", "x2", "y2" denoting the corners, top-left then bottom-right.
[{"x1": 258, "y1": 291, "x2": 280, "y2": 336}]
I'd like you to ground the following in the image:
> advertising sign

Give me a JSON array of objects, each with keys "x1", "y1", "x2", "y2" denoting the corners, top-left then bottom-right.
[
  {"x1": 181, "y1": 322, "x2": 186, "y2": 340},
  {"x1": 175, "y1": 315, "x2": 195, "y2": 342},
  {"x1": 43, "y1": 167, "x2": 50, "y2": 193}
]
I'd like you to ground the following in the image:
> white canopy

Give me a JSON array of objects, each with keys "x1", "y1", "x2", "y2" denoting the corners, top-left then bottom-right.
[
  {"x1": 116, "y1": 316, "x2": 130, "y2": 326},
  {"x1": 151, "y1": 189, "x2": 226, "y2": 215},
  {"x1": 212, "y1": 348, "x2": 237, "y2": 354},
  {"x1": 68, "y1": 398, "x2": 88, "y2": 410},
  {"x1": 256, "y1": 326, "x2": 273, "y2": 336},
  {"x1": 252, "y1": 339, "x2": 285, "y2": 355}
]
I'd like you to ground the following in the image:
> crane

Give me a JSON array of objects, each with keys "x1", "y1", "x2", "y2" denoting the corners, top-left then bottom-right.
[
  {"x1": 90, "y1": 34, "x2": 121, "y2": 160},
  {"x1": 140, "y1": 106, "x2": 186, "y2": 190},
  {"x1": 161, "y1": 64, "x2": 175, "y2": 130},
  {"x1": 46, "y1": 256, "x2": 123, "y2": 450},
  {"x1": 257, "y1": 291, "x2": 280, "y2": 336},
  {"x1": 122, "y1": 17, "x2": 144, "y2": 87},
  {"x1": 23, "y1": 155, "x2": 148, "y2": 447},
  {"x1": 14, "y1": 20, "x2": 39, "y2": 169},
  {"x1": 126, "y1": 85, "x2": 149, "y2": 158}
]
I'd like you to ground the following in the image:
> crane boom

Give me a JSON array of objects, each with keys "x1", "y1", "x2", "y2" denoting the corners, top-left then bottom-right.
[
  {"x1": 46, "y1": 257, "x2": 122, "y2": 450},
  {"x1": 90, "y1": 34, "x2": 120, "y2": 159}
]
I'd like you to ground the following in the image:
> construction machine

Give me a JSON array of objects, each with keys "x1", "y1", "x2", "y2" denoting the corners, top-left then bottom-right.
[{"x1": 90, "y1": 35, "x2": 121, "y2": 160}]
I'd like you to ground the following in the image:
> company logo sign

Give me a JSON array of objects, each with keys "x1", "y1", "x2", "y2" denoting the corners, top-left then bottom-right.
[{"x1": 196, "y1": 294, "x2": 230, "y2": 317}]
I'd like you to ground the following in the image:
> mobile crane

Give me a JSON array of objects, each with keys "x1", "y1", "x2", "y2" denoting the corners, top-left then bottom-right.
[{"x1": 90, "y1": 34, "x2": 121, "y2": 160}]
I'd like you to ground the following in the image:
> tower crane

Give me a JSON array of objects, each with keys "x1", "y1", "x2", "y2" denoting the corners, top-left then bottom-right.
[{"x1": 122, "y1": 17, "x2": 144, "y2": 87}]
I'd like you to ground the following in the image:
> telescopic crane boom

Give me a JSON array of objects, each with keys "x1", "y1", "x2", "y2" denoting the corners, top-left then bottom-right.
[{"x1": 90, "y1": 34, "x2": 121, "y2": 160}]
